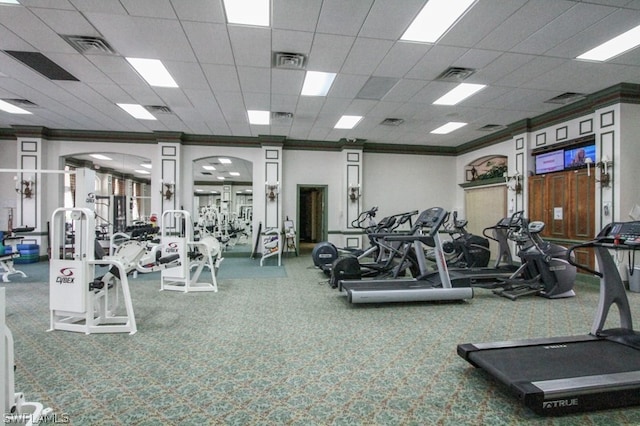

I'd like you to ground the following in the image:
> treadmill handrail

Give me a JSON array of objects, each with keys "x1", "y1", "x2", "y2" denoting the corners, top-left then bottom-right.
[{"x1": 567, "y1": 241, "x2": 603, "y2": 277}]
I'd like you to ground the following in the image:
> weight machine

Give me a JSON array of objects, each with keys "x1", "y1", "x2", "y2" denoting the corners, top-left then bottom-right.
[
  {"x1": 49, "y1": 208, "x2": 137, "y2": 335},
  {"x1": 160, "y1": 210, "x2": 222, "y2": 293}
]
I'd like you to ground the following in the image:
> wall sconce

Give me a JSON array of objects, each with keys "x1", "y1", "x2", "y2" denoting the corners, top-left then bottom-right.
[
  {"x1": 597, "y1": 155, "x2": 613, "y2": 188},
  {"x1": 265, "y1": 182, "x2": 279, "y2": 201},
  {"x1": 349, "y1": 184, "x2": 361, "y2": 201},
  {"x1": 15, "y1": 176, "x2": 34, "y2": 199},
  {"x1": 504, "y1": 173, "x2": 522, "y2": 194},
  {"x1": 160, "y1": 181, "x2": 174, "y2": 200}
]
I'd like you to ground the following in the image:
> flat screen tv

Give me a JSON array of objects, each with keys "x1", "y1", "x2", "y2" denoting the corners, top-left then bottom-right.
[
  {"x1": 564, "y1": 144, "x2": 596, "y2": 169},
  {"x1": 535, "y1": 149, "x2": 564, "y2": 174}
]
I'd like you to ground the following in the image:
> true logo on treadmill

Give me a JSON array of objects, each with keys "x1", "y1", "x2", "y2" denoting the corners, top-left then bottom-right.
[
  {"x1": 56, "y1": 267, "x2": 76, "y2": 284},
  {"x1": 543, "y1": 344, "x2": 567, "y2": 349},
  {"x1": 543, "y1": 398, "x2": 578, "y2": 409}
]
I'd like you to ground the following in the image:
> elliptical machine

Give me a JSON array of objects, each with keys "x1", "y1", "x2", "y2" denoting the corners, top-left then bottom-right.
[
  {"x1": 493, "y1": 216, "x2": 576, "y2": 300},
  {"x1": 311, "y1": 206, "x2": 379, "y2": 270},
  {"x1": 434, "y1": 212, "x2": 491, "y2": 268}
]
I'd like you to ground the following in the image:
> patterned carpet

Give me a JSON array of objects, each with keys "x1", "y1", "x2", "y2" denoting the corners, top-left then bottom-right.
[{"x1": 4, "y1": 253, "x2": 640, "y2": 425}]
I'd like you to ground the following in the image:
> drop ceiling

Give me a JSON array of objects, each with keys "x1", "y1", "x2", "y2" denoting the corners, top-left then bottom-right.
[{"x1": 0, "y1": 0, "x2": 639, "y2": 151}]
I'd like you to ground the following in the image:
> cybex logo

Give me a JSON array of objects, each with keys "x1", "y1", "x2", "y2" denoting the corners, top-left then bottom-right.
[
  {"x1": 543, "y1": 398, "x2": 578, "y2": 409},
  {"x1": 56, "y1": 267, "x2": 75, "y2": 284},
  {"x1": 166, "y1": 242, "x2": 179, "y2": 254}
]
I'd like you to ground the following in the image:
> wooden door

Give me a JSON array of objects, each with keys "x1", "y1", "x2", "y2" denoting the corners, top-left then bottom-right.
[{"x1": 464, "y1": 185, "x2": 507, "y2": 260}]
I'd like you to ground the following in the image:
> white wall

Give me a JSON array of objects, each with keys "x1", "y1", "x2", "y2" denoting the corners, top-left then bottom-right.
[
  {"x1": 282, "y1": 149, "x2": 343, "y2": 232},
  {"x1": 364, "y1": 152, "x2": 457, "y2": 217},
  {"x1": 619, "y1": 103, "x2": 640, "y2": 220}
]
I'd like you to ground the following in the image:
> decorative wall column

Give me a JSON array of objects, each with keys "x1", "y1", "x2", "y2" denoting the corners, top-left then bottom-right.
[
  {"x1": 262, "y1": 141, "x2": 282, "y2": 230},
  {"x1": 594, "y1": 105, "x2": 618, "y2": 229},
  {"x1": 343, "y1": 145, "x2": 364, "y2": 249},
  {"x1": 154, "y1": 132, "x2": 182, "y2": 215},
  {"x1": 13, "y1": 128, "x2": 46, "y2": 254}
]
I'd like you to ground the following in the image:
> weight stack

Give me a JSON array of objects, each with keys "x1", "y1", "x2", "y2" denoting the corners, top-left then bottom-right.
[{"x1": 15, "y1": 243, "x2": 40, "y2": 264}]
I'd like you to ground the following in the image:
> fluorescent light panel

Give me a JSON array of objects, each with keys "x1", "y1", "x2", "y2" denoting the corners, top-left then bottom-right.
[
  {"x1": 577, "y1": 24, "x2": 640, "y2": 61},
  {"x1": 117, "y1": 103, "x2": 157, "y2": 120},
  {"x1": 229, "y1": 172, "x2": 240, "y2": 176},
  {"x1": 0, "y1": 0, "x2": 20, "y2": 4},
  {"x1": 203, "y1": 165, "x2": 216, "y2": 171},
  {"x1": 335, "y1": 115, "x2": 363, "y2": 130},
  {"x1": 431, "y1": 122, "x2": 467, "y2": 134},
  {"x1": 301, "y1": 71, "x2": 336, "y2": 96},
  {"x1": 0, "y1": 99, "x2": 31, "y2": 114},
  {"x1": 134, "y1": 169, "x2": 150, "y2": 175},
  {"x1": 401, "y1": 0, "x2": 476, "y2": 43},
  {"x1": 140, "y1": 163, "x2": 152, "y2": 169},
  {"x1": 248, "y1": 110, "x2": 270, "y2": 125},
  {"x1": 219, "y1": 158, "x2": 232, "y2": 164},
  {"x1": 223, "y1": 0, "x2": 270, "y2": 27},
  {"x1": 126, "y1": 57, "x2": 178, "y2": 88},
  {"x1": 217, "y1": 177, "x2": 226, "y2": 180},
  {"x1": 90, "y1": 154, "x2": 112, "y2": 161},
  {"x1": 433, "y1": 83, "x2": 486, "y2": 105}
]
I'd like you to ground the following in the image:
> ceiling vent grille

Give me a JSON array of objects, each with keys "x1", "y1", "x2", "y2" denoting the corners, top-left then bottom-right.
[
  {"x1": 478, "y1": 124, "x2": 507, "y2": 132},
  {"x1": 436, "y1": 66, "x2": 476, "y2": 82},
  {"x1": 145, "y1": 105, "x2": 173, "y2": 114},
  {"x1": 61, "y1": 35, "x2": 118, "y2": 55},
  {"x1": 3, "y1": 98, "x2": 38, "y2": 108},
  {"x1": 272, "y1": 111, "x2": 294, "y2": 120},
  {"x1": 545, "y1": 92, "x2": 586, "y2": 105},
  {"x1": 273, "y1": 52, "x2": 307, "y2": 69},
  {"x1": 380, "y1": 118, "x2": 404, "y2": 126}
]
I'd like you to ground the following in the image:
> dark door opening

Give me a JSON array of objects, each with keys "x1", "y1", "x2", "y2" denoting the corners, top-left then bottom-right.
[{"x1": 298, "y1": 186, "x2": 326, "y2": 252}]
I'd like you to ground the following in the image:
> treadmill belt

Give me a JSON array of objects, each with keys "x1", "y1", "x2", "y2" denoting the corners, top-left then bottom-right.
[{"x1": 469, "y1": 339, "x2": 640, "y2": 383}]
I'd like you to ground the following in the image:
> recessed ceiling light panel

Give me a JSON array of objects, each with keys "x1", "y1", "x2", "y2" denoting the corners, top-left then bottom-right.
[
  {"x1": 301, "y1": 71, "x2": 336, "y2": 96},
  {"x1": 577, "y1": 24, "x2": 640, "y2": 62},
  {"x1": 335, "y1": 115, "x2": 363, "y2": 130},
  {"x1": 117, "y1": 103, "x2": 157, "y2": 120},
  {"x1": 223, "y1": 0, "x2": 270, "y2": 27},
  {"x1": 401, "y1": 0, "x2": 476, "y2": 43},
  {"x1": 433, "y1": 83, "x2": 486, "y2": 106},
  {"x1": 126, "y1": 57, "x2": 178, "y2": 88},
  {"x1": 430, "y1": 122, "x2": 467, "y2": 134}
]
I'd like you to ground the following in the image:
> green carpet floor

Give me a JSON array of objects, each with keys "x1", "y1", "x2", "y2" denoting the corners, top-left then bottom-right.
[{"x1": 3, "y1": 253, "x2": 640, "y2": 425}]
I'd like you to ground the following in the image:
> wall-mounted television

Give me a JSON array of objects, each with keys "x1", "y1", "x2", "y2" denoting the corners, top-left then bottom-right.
[
  {"x1": 535, "y1": 149, "x2": 564, "y2": 174},
  {"x1": 564, "y1": 144, "x2": 596, "y2": 169}
]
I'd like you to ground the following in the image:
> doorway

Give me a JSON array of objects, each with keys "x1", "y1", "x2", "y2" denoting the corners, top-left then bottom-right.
[{"x1": 298, "y1": 185, "x2": 327, "y2": 254}]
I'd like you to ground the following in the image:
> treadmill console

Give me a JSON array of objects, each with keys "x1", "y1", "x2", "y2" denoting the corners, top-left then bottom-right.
[
  {"x1": 599, "y1": 221, "x2": 640, "y2": 244},
  {"x1": 415, "y1": 207, "x2": 448, "y2": 237}
]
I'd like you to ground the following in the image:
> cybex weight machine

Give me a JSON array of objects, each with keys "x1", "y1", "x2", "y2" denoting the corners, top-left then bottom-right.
[{"x1": 49, "y1": 208, "x2": 137, "y2": 335}]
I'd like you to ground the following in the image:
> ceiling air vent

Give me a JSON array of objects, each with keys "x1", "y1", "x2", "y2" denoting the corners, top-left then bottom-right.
[
  {"x1": 273, "y1": 52, "x2": 307, "y2": 69},
  {"x1": 380, "y1": 118, "x2": 404, "y2": 126},
  {"x1": 145, "y1": 105, "x2": 173, "y2": 114},
  {"x1": 478, "y1": 124, "x2": 507, "y2": 132},
  {"x1": 436, "y1": 67, "x2": 476, "y2": 82},
  {"x1": 545, "y1": 92, "x2": 586, "y2": 105},
  {"x1": 61, "y1": 35, "x2": 118, "y2": 55},
  {"x1": 272, "y1": 111, "x2": 293, "y2": 121},
  {"x1": 3, "y1": 98, "x2": 38, "y2": 108}
]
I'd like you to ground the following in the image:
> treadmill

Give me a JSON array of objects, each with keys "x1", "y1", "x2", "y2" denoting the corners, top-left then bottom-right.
[
  {"x1": 457, "y1": 220, "x2": 640, "y2": 415},
  {"x1": 339, "y1": 207, "x2": 474, "y2": 304}
]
